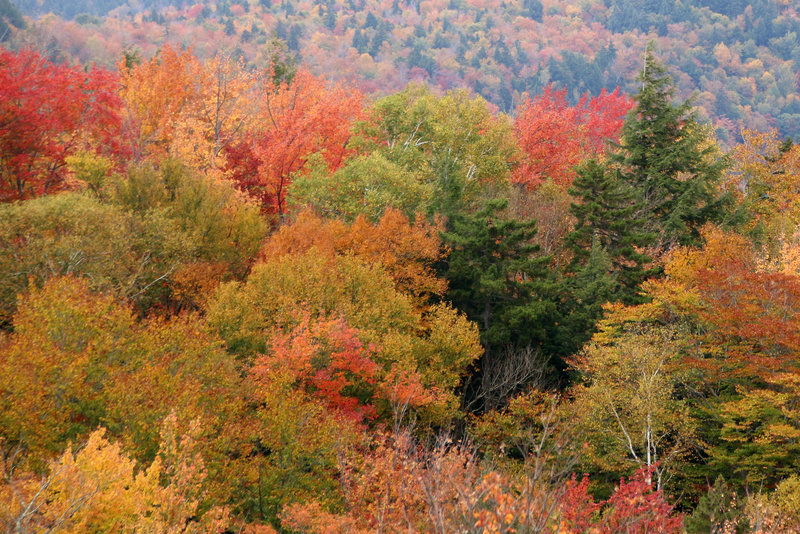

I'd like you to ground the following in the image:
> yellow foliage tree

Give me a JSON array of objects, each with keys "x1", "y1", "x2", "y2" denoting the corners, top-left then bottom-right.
[
  {"x1": 724, "y1": 128, "x2": 800, "y2": 254},
  {"x1": 0, "y1": 277, "x2": 242, "y2": 468},
  {"x1": 261, "y1": 208, "x2": 447, "y2": 307},
  {"x1": 1, "y1": 414, "x2": 247, "y2": 534}
]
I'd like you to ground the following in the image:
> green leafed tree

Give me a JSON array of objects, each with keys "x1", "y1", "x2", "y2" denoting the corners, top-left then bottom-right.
[
  {"x1": 0, "y1": 193, "x2": 193, "y2": 325},
  {"x1": 440, "y1": 199, "x2": 571, "y2": 410},
  {"x1": 566, "y1": 159, "x2": 656, "y2": 308},
  {"x1": 361, "y1": 84, "x2": 516, "y2": 218},
  {"x1": 614, "y1": 44, "x2": 729, "y2": 251},
  {"x1": 288, "y1": 152, "x2": 433, "y2": 222}
]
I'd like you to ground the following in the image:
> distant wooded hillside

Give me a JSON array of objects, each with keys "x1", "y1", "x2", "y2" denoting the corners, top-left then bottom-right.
[{"x1": 7, "y1": 0, "x2": 800, "y2": 140}]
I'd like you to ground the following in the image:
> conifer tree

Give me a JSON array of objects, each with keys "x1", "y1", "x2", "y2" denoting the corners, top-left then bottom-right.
[
  {"x1": 615, "y1": 44, "x2": 728, "y2": 250},
  {"x1": 440, "y1": 200, "x2": 571, "y2": 409},
  {"x1": 567, "y1": 159, "x2": 655, "y2": 306},
  {"x1": 442, "y1": 200, "x2": 560, "y2": 351}
]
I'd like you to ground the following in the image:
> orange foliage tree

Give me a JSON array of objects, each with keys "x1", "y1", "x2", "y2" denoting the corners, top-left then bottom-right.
[
  {"x1": 252, "y1": 317, "x2": 381, "y2": 424},
  {"x1": 281, "y1": 430, "x2": 682, "y2": 533},
  {"x1": 119, "y1": 45, "x2": 256, "y2": 172},
  {"x1": 207, "y1": 231, "x2": 480, "y2": 427},
  {"x1": 659, "y1": 226, "x2": 800, "y2": 379},
  {"x1": 598, "y1": 225, "x2": 800, "y2": 484},
  {"x1": 118, "y1": 45, "x2": 201, "y2": 163},
  {"x1": 261, "y1": 208, "x2": 447, "y2": 305}
]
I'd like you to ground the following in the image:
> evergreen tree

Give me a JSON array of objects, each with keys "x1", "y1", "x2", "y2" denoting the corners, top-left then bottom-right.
[
  {"x1": 287, "y1": 25, "x2": 302, "y2": 51},
  {"x1": 369, "y1": 26, "x2": 387, "y2": 57},
  {"x1": 364, "y1": 11, "x2": 378, "y2": 28},
  {"x1": 566, "y1": 159, "x2": 655, "y2": 306},
  {"x1": 594, "y1": 41, "x2": 617, "y2": 72},
  {"x1": 224, "y1": 17, "x2": 236, "y2": 36},
  {"x1": 323, "y1": 2, "x2": 337, "y2": 30},
  {"x1": 685, "y1": 476, "x2": 745, "y2": 534},
  {"x1": 615, "y1": 44, "x2": 729, "y2": 250},
  {"x1": 440, "y1": 200, "x2": 571, "y2": 410},
  {"x1": 274, "y1": 19, "x2": 287, "y2": 40},
  {"x1": 432, "y1": 32, "x2": 448, "y2": 49},
  {"x1": 569, "y1": 235, "x2": 617, "y2": 320},
  {"x1": 264, "y1": 39, "x2": 297, "y2": 85},
  {"x1": 353, "y1": 28, "x2": 369, "y2": 53},
  {"x1": 523, "y1": 0, "x2": 543, "y2": 21}
]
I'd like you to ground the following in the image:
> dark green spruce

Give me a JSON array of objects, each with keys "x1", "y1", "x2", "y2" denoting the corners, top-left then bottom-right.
[
  {"x1": 566, "y1": 159, "x2": 656, "y2": 308},
  {"x1": 614, "y1": 44, "x2": 729, "y2": 251},
  {"x1": 440, "y1": 199, "x2": 571, "y2": 410}
]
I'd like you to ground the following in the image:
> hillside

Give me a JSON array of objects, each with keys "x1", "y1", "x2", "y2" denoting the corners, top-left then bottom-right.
[{"x1": 7, "y1": 0, "x2": 800, "y2": 142}]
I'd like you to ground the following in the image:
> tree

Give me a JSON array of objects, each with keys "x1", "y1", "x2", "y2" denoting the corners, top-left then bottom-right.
[
  {"x1": 0, "y1": 0, "x2": 25, "y2": 42},
  {"x1": 714, "y1": 373, "x2": 800, "y2": 487},
  {"x1": 224, "y1": 68, "x2": 363, "y2": 217},
  {"x1": 509, "y1": 180, "x2": 575, "y2": 268},
  {"x1": 363, "y1": 84, "x2": 517, "y2": 217},
  {"x1": 614, "y1": 44, "x2": 729, "y2": 250},
  {"x1": 601, "y1": 466, "x2": 684, "y2": 533},
  {"x1": 288, "y1": 152, "x2": 434, "y2": 222},
  {"x1": 512, "y1": 86, "x2": 632, "y2": 189},
  {"x1": 118, "y1": 45, "x2": 201, "y2": 164},
  {"x1": 0, "y1": 277, "x2": 242, "y2": 467},
  {"x1": 241, "y1": 352, "x2": 360, "y2": 525},
  {"x1": 0, "y1": 49, "x2": 121, "y2": 201},
  {"x1": 685, "y1": 476, "x2": 745, "y2": 534},
  {"x1": 443, "y1": 200, "x2": 559, "y2": 351},
  {"x1": 206, "y1": 249, "x2": 481, "y2": 423},
  {"x1": 211, "y1": 240, "x2": 480, "y2": 523},
  {"x1": 594, "y1": 225, "x2": 800, "y2": 492},
  {"x1": 261, "y1": 208, "x2": 447, "y2": 306},
  {"x1": 513, "y1": 86, "x2": 583, "y2": 189},
  {"x1": 0, "y1": 192, "x2": 193, "y2": 325},
  {"x1": 663, "y1": 226, "x2": 800, "y2": 381},
  {"x1": 281, "y1": 432, "x2": 683, "y2": 533},
  {"x1": 0, "y1": 159, "x2": 266, "y2": 323},
  {"x1": 108, "y1": 159, "x2": 268, "y2": 300},
  {"x1": 723, "y1": 128, "x2": 800, "y2": 253},
  {"x1": 569, "y1": 326, "x2": 695, "y2": 492},
  {"x1": 440, "y1": 200, "x2": 570, "y2": 410},
  {"x1": 119, "y1": 46, "x2": 256, "y2": 175},
  {"x1": 1, "y1": 416, "x2": 238, "y2": 534},
  {"x1": 566, "y1": 159, "x2": 656, "y2": 306},
  {"x1": 255, "y1": 317, "x2": 381, "y2": 424},
  {"x1": 172, "y1": 52, "x2": 257, "y2": 175}
]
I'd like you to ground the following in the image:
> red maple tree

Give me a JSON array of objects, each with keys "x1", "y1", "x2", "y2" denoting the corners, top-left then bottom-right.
[
  {"x1": 224, "y1": 67, "x2": 364, "y2": 217},
  {"x1": 512, "y1": 85, "x2": 632, "y2": 189},
  {"x1": 0, "y1": 49, "x2": 121, "y2": 201}
]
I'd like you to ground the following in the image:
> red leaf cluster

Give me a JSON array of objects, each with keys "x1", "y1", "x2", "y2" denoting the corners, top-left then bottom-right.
[
  {"x1": 0, "y1": 49, "x2": 121, "y2": 201},
  {"x1": 558, "y1": 466, "x2": 683, "y2": 533},
  {"x1": 512, "y1": 85, "x2": 632, "y2": 189},
  {"x1": 224, "y1": 68, "x2": 364, "y2": 216},
  {"x1": 253, "y1": 317, "x2": 379, "y2": 424}
]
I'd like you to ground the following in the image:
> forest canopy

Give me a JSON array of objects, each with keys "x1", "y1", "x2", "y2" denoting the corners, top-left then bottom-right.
[{"x1": 2, "y1": 2, "x2": 800, "y2": 531}]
